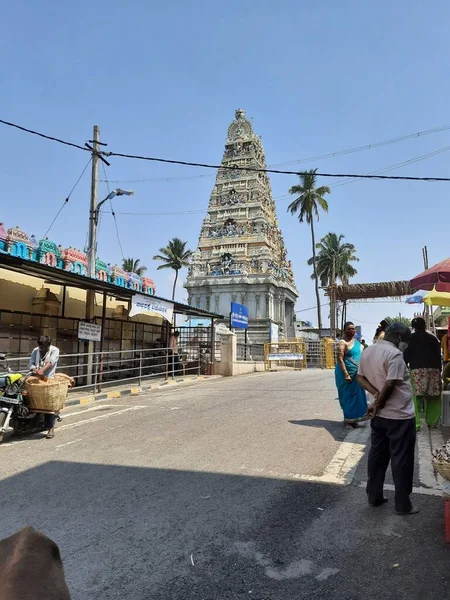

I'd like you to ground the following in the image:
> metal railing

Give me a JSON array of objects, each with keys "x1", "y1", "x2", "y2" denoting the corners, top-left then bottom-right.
[
  {"x1": 236, "y1": 343, "x2": 265, "y2": 361},
  {"x1": 2, "y1": 345, "x2": 212, "y2": 394}
]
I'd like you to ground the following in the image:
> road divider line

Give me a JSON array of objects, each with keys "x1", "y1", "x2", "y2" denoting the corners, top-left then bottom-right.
[
  {"x1": 56, "y1": 438, "x2": 83, "y2": 449},
  {"x1": 237, "y1": 424, "x2": 371, "y2": 485},
  {"x1": 62, "y1": 405, "x2": 121, "y2": 419},
  {"x1": 319, "y1": 425, "x2": 371, "y2": 485},
  {"x1": 57, "y1": 406, "x2": 147, "y2": 432}
]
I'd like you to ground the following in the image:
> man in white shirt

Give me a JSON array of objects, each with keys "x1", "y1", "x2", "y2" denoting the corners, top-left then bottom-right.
[{"x1": 357, "y1": 323, "x2": 418, "y2": 515}]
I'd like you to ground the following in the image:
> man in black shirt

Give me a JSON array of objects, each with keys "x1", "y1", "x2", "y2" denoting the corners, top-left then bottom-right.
[{"x1": 403, "y1": 318, "x2": 442, "y2": 430}]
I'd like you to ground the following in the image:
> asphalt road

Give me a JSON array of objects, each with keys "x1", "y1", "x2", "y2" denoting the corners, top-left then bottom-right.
[{"x1": 1, "y1": 370, "x2": 449, "y2": 599}]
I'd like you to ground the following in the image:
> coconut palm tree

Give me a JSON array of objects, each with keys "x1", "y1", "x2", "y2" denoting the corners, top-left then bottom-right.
[
  {"x1": 153, "y1": 238, "x2": 193, "y2": 300},
  {"x1": 288, "y1": 168, "x2": 330, "y2": 336},
  {"x1": 122, "y1": 257, "x2": 147, "y2": 276},
  {"x1": 307, "y1": 233, "x2": 359, "y2": 286}
]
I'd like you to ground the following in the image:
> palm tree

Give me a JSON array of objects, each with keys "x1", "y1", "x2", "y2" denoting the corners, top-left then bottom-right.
[
  {"x1": 307, "y1": 233, "x2": 358, "y2": 286},
  {"x1": 153, "y1": 237, "x2": 193, "y2": 300},
  {"x1": 288, "y1": 169, "x2": 330, "y2": 336},
  {"x1": 122, "y1": 257, "x2": 147, "y2": 276}
]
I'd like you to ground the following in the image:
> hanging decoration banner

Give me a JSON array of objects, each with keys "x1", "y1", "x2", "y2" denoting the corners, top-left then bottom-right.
[{"x1": 129, "y1": 294, "x2": 174, "y2": 321}]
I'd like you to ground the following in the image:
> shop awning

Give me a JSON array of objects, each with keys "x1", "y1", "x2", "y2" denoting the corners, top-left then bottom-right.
[
  {"x1": 410, "y1": 258, "x2": 450, "y2": 293},
  {"x1": 0, "y1": 252, "x2": 223, "y2": 320}
]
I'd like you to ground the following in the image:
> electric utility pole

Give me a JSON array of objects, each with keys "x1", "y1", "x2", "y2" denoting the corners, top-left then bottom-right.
[{"x1": 87, "y1": 125, "x2": 100, "y2": 281}]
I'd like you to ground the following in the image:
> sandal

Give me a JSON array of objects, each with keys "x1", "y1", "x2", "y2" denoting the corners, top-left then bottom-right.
[{"x1": 46, "y1": 428, "x2": 55, "y2": 439}]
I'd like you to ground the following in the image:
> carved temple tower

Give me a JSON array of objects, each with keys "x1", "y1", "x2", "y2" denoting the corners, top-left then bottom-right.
[{"x1": 185, "y1": 109, "x2": 298, "y2": 342}]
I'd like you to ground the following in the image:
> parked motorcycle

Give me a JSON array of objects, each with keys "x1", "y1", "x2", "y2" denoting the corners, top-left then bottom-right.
[{"x1": 0, "y1": 354, "x2": 61, "y2": 443}]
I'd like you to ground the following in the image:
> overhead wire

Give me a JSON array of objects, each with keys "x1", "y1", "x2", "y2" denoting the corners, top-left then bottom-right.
[
  {"x1": 0, "y1": 118, "x2": 89, "y2": 152},
  {"x1": 329, "y1": 145, "x2": 450, "y2": 189},
  {"x1": 270, "y1": 123, "x2": 450, "y2": 167},
  {"x1": 42, "y1": 156, "x2": 92, "y2": 239},
  {"x1": 101, "y1": 123, "x2": 450, "y2": 184},
  {"x1": 2, "y1": 117, "x2": 450, "y2": 182},
  {"x1": 101, "y1": 162, "x2": 125, "y2": 260}
]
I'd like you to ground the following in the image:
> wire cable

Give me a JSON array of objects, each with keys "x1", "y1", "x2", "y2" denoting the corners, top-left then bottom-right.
[
  {"x1": 270, "y1": 123, "x2": 450, "y2": 167},
  {"x1": 42, "y1": 157, "x2": 92, "y2": 239},
  {"x1": 0, "y1": 118, "x2": 89, "y2": 152},
  {"x1": 329, "y1": 145, "x2": 450, "y2": 189},
  {"x1": 101, "y1": 162, "x2": 125, "y2": 260},
  {"x1": 2, "y1": 117, "x2": 450, "y2": 182},
  {"x1": 102, "y1": 123, "x2": 450, "y2": 182}
]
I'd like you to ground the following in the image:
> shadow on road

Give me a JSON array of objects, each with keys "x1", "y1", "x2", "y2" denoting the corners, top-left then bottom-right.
[
  {"x1": 289, "y1": 419, "x2": 348, "y2": 442},
  {"x1": 0, "y1": 461, "x2": 448, "y2": 600}
]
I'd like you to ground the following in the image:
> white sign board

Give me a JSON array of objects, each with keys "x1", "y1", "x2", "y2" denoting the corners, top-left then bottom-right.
[
  {"x1": 78, "y1": 321, "x2": 102, "y2": 342},
  {"x1": 269, "y1": 322, "x2": 279, "y2": 343},
  {"x1": 129, "y1": 294, "x2": 174, "y2": 322},
  {"x1": 268, "y1": 353, "x2": 304, "y2": 361}
]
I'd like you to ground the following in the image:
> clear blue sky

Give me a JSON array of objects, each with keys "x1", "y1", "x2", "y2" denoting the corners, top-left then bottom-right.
[{"x1": 2, "y1": 0, "x2": 450, "y2": 338}]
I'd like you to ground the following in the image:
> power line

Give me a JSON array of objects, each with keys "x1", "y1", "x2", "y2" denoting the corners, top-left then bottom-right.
[
  {"x1": 101, "y1": 162, "x2": 125, "y2": 260},
  {"x1": 329, "y1": 145, "x2": 450, "y2": 188},
  {"x1": 2, "y1": 117, "x2": 450, "y2": 182},
  {"x1": 102, "y1": 123, "x2": 450, "y2": 182},
  {"x1": 295, "y1": 302, "x2": 330, "y2": 314},
  {"x1": 101, "y1": 193, "x2": 292, "y2": 217},
  {"x1": 99, "y1": 145, "x2": 449, "y2": 219},
  {"x1": 270, "y1": 123, "x2": 450, "y2": 167},
  {"x1": 103, "y1": 149, "x2": 450, "y2": 181},
  {"x1": 101, "y1": 172, "x2": 213, "y2": 184},
  {"x1": 42, "y1": 157, "x2": 92, "y2": 239},
  {"x1": 0, "y1": 118, "x2": 88, "y2": 152}
]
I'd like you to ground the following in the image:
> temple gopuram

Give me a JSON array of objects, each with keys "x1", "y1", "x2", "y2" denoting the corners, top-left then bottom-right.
[{"x1": 185, "y1": 109, "x2": 298, "y2": 342}]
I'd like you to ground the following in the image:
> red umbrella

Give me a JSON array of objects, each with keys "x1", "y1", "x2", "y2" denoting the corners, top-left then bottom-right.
[{"x1": 410, "y1": 257, "x2": 450, "y2": 292}]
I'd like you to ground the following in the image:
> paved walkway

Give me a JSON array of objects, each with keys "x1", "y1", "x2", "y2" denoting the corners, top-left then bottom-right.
[{"x1": 1, "y1": 370, "x2": 449, "y2": 599}]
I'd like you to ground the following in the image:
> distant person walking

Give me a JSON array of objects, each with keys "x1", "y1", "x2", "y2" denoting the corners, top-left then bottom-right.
[
  {"x1": 404, "y1": 317, "x2": 442, "y2": 430},
  {"x1": 169, "y1": 330, "x2": 181, "y2": 375},
  {"x1": 335, "y1": 322, "x2": 368, "y2": 428},
  {"x1": 373, "y1": 320, "x2": 389, "y2": 344},
  {"x1": 357, "y1": 323, "x2": 417, "y2": 515}
]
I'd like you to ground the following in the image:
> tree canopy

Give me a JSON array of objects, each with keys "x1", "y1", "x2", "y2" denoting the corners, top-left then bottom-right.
[
  {"x1": 153, "y1": 237, "x2": 193, "y2": 300},
  {"x1": 307, "y1": 232, "x2": 358, "y2": 286},
  {"x1": 122, "y1": 257, "x2": 147, "y2": 276}
]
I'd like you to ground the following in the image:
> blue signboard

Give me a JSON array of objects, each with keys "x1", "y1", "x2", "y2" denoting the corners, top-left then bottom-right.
[{"x1": 230, "y1": 302, "x2": 249, "y2": 329}]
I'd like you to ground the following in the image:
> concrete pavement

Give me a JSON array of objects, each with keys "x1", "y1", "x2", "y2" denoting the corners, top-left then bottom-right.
[{"x1": 0, "y1": 370, "x2": 449, "y2": 599}]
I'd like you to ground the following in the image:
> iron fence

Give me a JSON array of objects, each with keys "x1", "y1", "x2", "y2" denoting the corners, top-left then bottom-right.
[
  {"x1": 236, "y1": 343, "x2": 265, "y2": 361},
  {"x1": 2, "y1": 345, "x2": 208, "y2": 394}
]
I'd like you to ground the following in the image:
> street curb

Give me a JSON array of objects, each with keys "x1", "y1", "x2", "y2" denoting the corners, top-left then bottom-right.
[{"x1": 64, "y1": 375, "x2": 210, "y2": 408}]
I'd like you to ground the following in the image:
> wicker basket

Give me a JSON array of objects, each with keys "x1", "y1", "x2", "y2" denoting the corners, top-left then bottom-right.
[
  {"x1": 25, "y1": 378, "x2": 70, "y2": 412},
  {"x1": 432, "y1": 459, "x2": 450, "y2": 481}
]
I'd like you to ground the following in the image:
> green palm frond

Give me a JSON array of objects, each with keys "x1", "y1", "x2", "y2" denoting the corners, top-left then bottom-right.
[
  {"x1": 153, "y1": 237, "x2": 193, "y2": 300},
  {"x1": 122, "y1": 257, "x2": 147, "y2": 276},
  {"x1": 307, "y1": 232, "x2": 359, "y2": 286}
]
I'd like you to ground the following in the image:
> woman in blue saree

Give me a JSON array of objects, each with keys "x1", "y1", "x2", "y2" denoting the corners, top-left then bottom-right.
[{"x1": 335, "y1": 322, "x2": 368, "y2": 427}]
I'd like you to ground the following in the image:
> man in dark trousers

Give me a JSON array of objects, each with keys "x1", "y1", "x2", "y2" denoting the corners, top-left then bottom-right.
[{"x1": 357, "y1": 323, "x2": 418, "y2": 515}]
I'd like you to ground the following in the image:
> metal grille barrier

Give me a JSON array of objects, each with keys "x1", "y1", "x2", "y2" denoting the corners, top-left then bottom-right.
[
  {"x1": 2, "y1": 346, "x2": 205, "y2": 394},
  {"x1": 264, "y1": 338, "x2": 337, "y2": 371},
  {"x1": 236, "y1": 343, "x2": 265, "y2": 361},
  {"x1": 264, "y1": 341, "x2": 307, "y2": 371}
]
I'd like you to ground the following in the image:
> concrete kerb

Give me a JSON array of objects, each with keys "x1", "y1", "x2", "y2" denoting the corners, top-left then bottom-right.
[{"x1": 65, "y1": 375, "x2": 222, "y2": 408}]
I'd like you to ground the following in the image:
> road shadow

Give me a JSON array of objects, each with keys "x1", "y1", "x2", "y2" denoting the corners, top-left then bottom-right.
[
  {"x1": 0, "y1": 461, "x2": 447, "y2": 600},
  {"x1": 289, "y1": 418, "x2": 349, "y2": 441}
]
